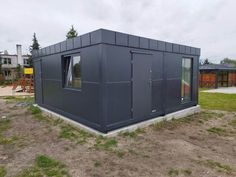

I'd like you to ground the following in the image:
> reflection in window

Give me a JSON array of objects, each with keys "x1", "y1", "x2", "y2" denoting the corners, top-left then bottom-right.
[
  {"x1": 181, "y1": 58, "x2": 192, "y2": 102},
  {"x1": 64, "y1": 55, "x2": 81, "y2": 89}
]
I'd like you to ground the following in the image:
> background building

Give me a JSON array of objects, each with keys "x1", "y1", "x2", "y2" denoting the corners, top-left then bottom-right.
[
  {"x1": 0, "y1": 45, "x2": 30, "y2": 81},
  {"x1": 199, "y1": 64, "x2": 236, "y2": 88}
]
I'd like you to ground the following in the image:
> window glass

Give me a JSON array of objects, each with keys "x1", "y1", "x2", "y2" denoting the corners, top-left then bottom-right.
[
  {"x1": 3, "y1": 58, "x2": 7, "y2": 64},
  {"x1": 72, "y1": 56, "x2": 81, "y2": 88},
  {"x1": 8, "y1": 58, "x2": 11, "y2": 64},
  {"x1": 24, "y1": 59, "x2": 29, "y2": 65},
  {"x1": 4, "y1": 70, "x2": 11, "y2": 76},
  {"x1": 64, "y1": 54, "x2": 81, "y2": 89},
  {"x1": 181, "y1": 58, "x2": 192, "y2": 102}
]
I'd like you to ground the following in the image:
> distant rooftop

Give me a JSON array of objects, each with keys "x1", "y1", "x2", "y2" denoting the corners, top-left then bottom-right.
[{"x1": 199, "y1": 64, "x2": 236, "y2": 71}]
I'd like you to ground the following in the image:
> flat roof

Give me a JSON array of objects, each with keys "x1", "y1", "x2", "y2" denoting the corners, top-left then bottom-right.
[
  {"x1": 32, "y1": 28, "x2": 201, "y2": 58},
  {"x1": 199, "y1": 64, "x2": 236, "y2": 71},
  {"x1": 0, "y1": 54, "x2": 30, "y2": 57}
]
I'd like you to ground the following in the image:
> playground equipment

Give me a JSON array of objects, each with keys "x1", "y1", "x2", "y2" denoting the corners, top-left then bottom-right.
[{"x1": 12, "y1": 68, "x2": 34, "y2": 93}]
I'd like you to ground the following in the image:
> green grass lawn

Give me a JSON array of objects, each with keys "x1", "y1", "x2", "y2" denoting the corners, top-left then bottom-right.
[{"x1": 199, "y1": 92, "x2": 236, "y2": 111}]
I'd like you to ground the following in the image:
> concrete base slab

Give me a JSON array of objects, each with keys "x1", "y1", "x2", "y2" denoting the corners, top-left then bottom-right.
[
  {"x1": 203, "y1": 87, "x2": 236, "y2": 94},
  {"x1": 37, "y1": 105, "x2": 201, "y2": 137}
]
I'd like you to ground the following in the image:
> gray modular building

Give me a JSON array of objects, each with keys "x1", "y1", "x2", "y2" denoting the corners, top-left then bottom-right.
[{"x1": 32, "y1": 29, "x2": 200, "y2": 133}]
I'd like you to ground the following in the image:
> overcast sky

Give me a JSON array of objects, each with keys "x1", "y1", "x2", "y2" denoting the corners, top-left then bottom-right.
[{"x1": 0, "y1": 0, "x2": 235, "y2": 63}]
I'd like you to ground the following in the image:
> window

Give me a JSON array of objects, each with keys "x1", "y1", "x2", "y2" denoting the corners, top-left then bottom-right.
[
  {"x1": 8, "y1": 58, "x2": 11, "y2": 64},
  {"x1": 3, "y1": 58, "x2": 7, "y2": 64},
  {"x1": 4, "y1": 70, "x2": 11, "y2": 76},
  {"x1": 24, "y1": 59, "x2": 29, "y2": 65},
  {"x1": 3, "y1": 58, "x2": 11, "y2": 64},
  {"x1": 181, "y1": 58, "x2": 192, "y2": 102},
  {"x1": 63, "y1": 54, "x2": 81, "y2": 89}
]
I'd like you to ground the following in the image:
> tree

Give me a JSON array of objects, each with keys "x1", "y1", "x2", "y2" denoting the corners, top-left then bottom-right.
[
  {"x1": 29, "y1": 33, "x2": 40, "y2": 53},
  {"x1": 0, "y1": 60, "x2": 2, "y2": 74},
  {"x1": 203, "y1": 58, "x2": 211, "y2": 65},
  {"x1": 66, "y1": 25, "x2": 78, "y2": 39},
  {"x1": 29, "y1": 33, "x2": 40, "y2": 67},
  {"x1": 220, "y1": 58, "x2": 236, "y2": 67}
]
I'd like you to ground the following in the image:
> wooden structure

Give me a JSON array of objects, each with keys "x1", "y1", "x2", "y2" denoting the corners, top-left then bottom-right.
[
  {"x1": 199, "y1": 64, "x2": 236, "y2": 88},
  {"x1": 12, "y1": 75, "x2": 34, "y2": 93}
]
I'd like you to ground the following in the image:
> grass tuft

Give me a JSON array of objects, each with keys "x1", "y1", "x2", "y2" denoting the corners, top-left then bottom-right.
[
  {"x1": 229, "y1": 118, "x2": 236, "y2": 128},
  {"x1": 153, "y1": 112, "x2": 224, "y2": 131},
  {"x1": 115, "y1": 150, "x2": 125, "y2": 158},
  {"x1": 168, "y1": 168, "x2": 192, "y2": 176},
  {"x1": 36, "y1": 155, "x2": 60, "y2": 168},
  {"x1": 3, "y1": 96, "x2": 15, "y2": 100},
  {"x1": 0, "y1": 166, "x2": 7, "y2": 177},
  {"x1": 207, "y1": 127, "x2": 226, "y2": 136},
  {"x1": 202, "y1": 159, "x2": 232, "y2": 174},
  {"x1": 28, "y1": 105, "x2": 41, "y2": 115},
  {"x1": 94, "y1": 136, "x2": 124, "y2": 158},
  {"x1": 168, "y1": 169, "x2": 179, "y2": 176},
  {"x1": 94, "y1": 161, "x2": 102, "y2": 167},
  {"x1": 59, "y1": 124, "x2": 93, "y2": 144},
  {"x1": 121, "y1": 128, "x2": 145, "y2": 138},
  {"x1": 28, "y1": 105, "x2": 56, "y2": 124},
  {"x1": 95, "y1": 138, "x2": 117, "y2": 150},
  {"x1": 94, "y1": 136, "x2": 118, "y2": 150},
  {"x1": 0, "y1": 135, "x2": 18, "y2": 145},
  {"x1": 0, "y1": 119, "x2": 18, "y2": 145},
  {"x1": 17, "y1": 155, "x2": 71, "y2": 177},
  {"x1": 0, "y1": 119, "x2": 11, "y2": 133},
  {"x1": 182, "y1": 169, "x2": 192, "y2": 175},
  {"x1": 3, "y1": 96, "x2": 34, "y2": 104}
]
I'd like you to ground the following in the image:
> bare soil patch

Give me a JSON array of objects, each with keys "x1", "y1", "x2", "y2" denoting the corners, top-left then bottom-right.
[{"x1": 0, "y1": 98, "x2": 236, "y2": 177}]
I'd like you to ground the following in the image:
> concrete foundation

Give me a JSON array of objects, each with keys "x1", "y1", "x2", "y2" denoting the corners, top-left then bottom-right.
[{"x1": 37, "y1": 105, "x2": 201, "y2": 137}]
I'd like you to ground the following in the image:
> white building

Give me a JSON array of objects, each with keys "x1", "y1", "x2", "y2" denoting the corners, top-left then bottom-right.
[{"x1": 0, "y1": 45, "x2": 30, "y2": 80}]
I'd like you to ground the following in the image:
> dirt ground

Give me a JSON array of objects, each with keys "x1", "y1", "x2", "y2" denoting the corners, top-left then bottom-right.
[{"x1": 0, "y1": 97, "x2": 236, "y2": 177}]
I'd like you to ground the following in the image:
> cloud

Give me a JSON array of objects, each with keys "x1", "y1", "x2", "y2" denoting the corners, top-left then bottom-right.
[{"x1": 0, "y1": 0, "x2": 235, "y2": 63}]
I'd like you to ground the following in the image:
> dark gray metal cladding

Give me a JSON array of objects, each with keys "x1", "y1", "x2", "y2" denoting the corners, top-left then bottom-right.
[
  {"x1": 66, "y1": 38, "x2": 74, "y2": 50},
  {"x1": 54, "y1": 43, "x2": 61, "y2": 53},
  {"x1": 173, "y1": 44, "x2": 180, "y2": 53},
  {"x1": 185, "y1": 46, "x2": 191, "y2": 55},
  {"x1": 128, "y1": 35, "x2": 139, "y2": 48},
  {"x1": 32, "y1": 28, "x2": 200, "y2": 133},
  {"x1": 139, "y1": 37, "x2": 149, "y2": 49},
  {"x1": 165, "y1": 42, "x2": 172, "y2": 52},
  {"x1": 116, "y1": 32, "x2": 128, "y2": 46},
  {"x1": 158, "y1": 41, "x2": 166, "y2": 51},
  {"x1": 33, "y1": 28, "x2": 200, "y2": 58},
  {"x1": 149, "y1": 39, "x2": 158, "y2": 50},
  {"x1": 60, "y1": 41, "x2": 67, "y2": 52},
  {"x1": 74, "y1": 36, "x2": 81, "y2": 48},
  {"x1": 179, "y1": 45, "x2": 186, "y2": 54},
  {"x1": 81, "y1": 33, "x2": 91, "y2": 47}
]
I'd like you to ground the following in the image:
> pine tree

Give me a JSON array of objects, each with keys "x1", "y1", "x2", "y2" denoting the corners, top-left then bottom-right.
[
  {"x1": 29, "y1": 33, "x2": 40, "y2": 67},
  {"x1": 66, "y1": 25, "x2": 78, "y2": 39},
  {"x1": 203, "y1": 58, "x2": 210, "y2": 65},
  {"x1": 29, "y1": 33, "x2": 40, "y2": 53}
]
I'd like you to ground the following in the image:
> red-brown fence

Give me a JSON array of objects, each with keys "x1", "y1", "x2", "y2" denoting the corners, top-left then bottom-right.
[
  {"x1": 228, "y1": 72, "x2": 236, "y2": 86},
  {"x1": 199, "y1": 73, "x2": 216, "y2": 88}
]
